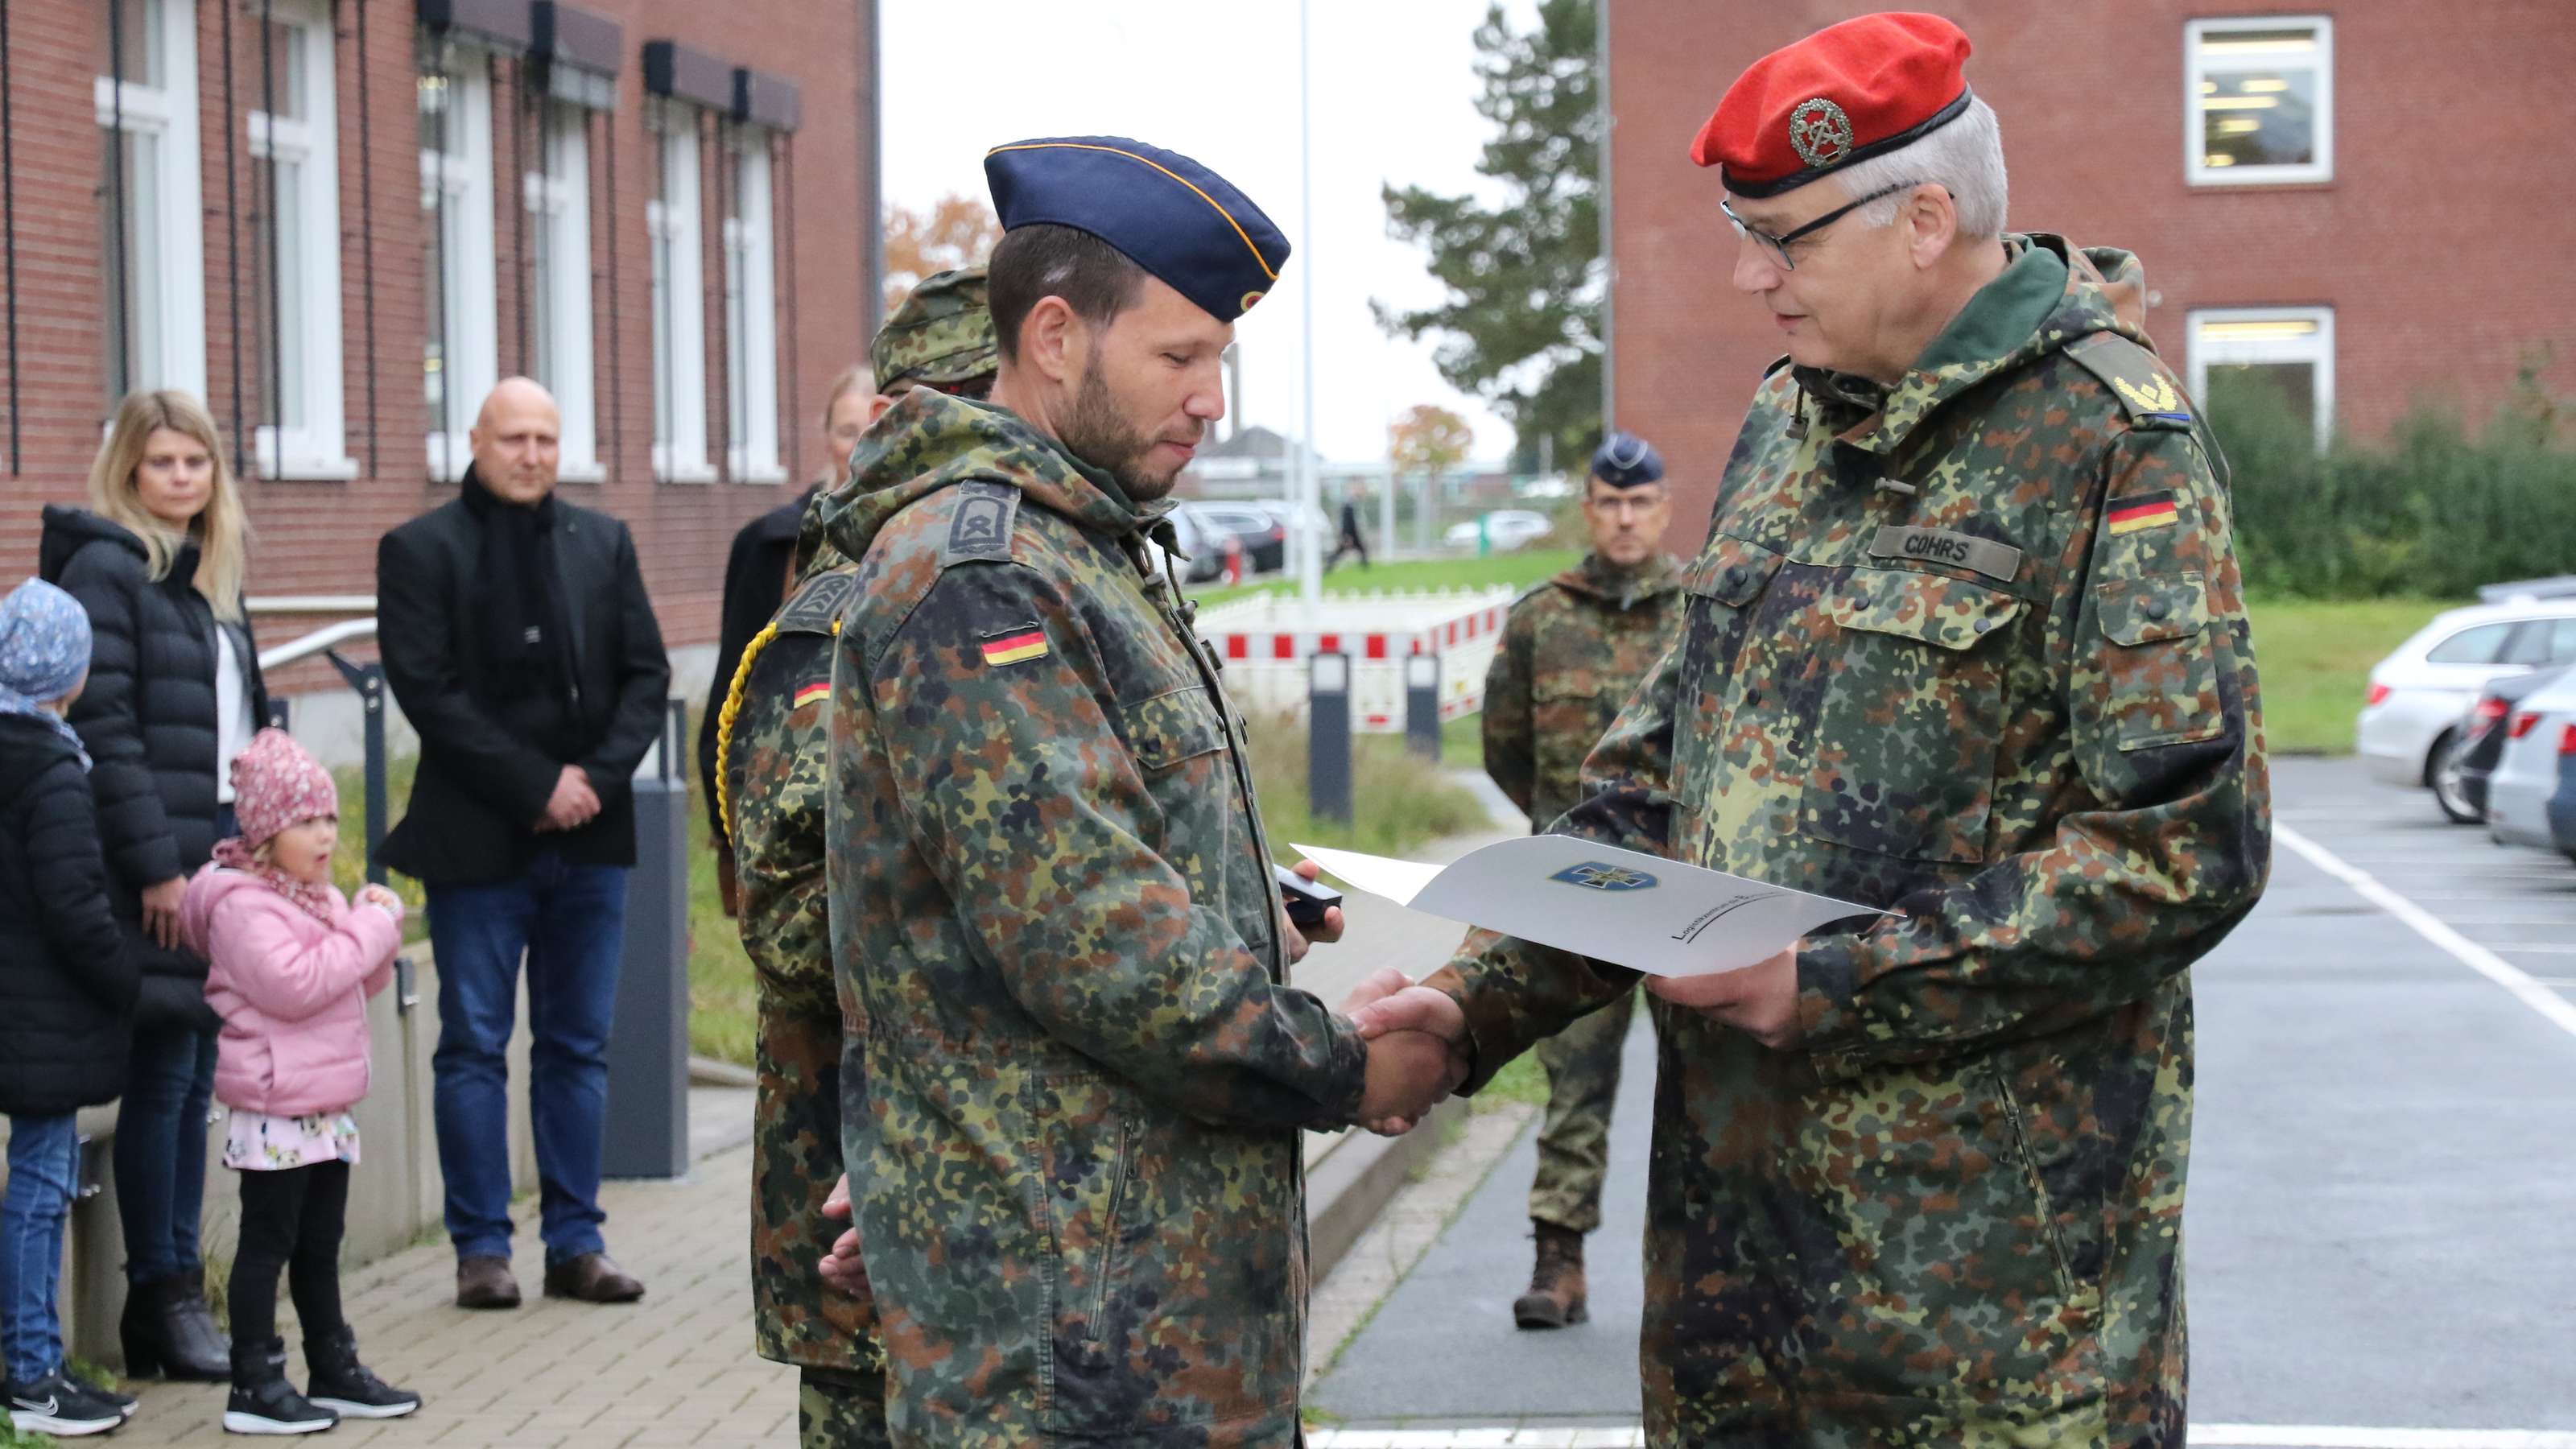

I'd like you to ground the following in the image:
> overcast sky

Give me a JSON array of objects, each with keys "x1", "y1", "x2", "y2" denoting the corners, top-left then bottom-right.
[{"x1": 879, "y1": 1, "x2": 1530, "y2": 466}]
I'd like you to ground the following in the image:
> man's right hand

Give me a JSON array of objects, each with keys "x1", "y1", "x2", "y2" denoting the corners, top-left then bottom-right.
[
  {"x1": 536, "y1": 766, "x2": 601, "y2": 832},
  {"x1": 816, "y1": 1173, "x2": 869, "y2": 1298}
]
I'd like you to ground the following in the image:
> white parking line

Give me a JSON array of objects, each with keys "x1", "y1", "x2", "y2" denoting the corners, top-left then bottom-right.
[
  {"x1": 2275, "y1": 823, "x2": 2576, "y2": 1044},
  {"x1": 1305, "y1": 1429, "x2": 2576, "y2": 1448}
]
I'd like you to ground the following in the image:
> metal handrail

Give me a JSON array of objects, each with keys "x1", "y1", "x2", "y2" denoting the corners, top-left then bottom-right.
[
  {"x1": 258, "y1": 617, "x2": 378, "y2": 672},
  {"x1": 246, "y1": 593, "x2": 377, "y2": 615}
]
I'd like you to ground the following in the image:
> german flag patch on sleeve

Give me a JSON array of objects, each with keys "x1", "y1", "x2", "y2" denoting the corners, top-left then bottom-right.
[
  {"x1": 791, "y1": 679, "x2": 831, "y2": 710},
  {"x1": 979, "y1": 624, "x2": 1050, "y2": 667},
  {"x1": 2106, "y1": 489, "x2": 2181, "y2": 537}
]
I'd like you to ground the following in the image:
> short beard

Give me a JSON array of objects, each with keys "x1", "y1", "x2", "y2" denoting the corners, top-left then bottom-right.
[{"x1": 1060, "y1": 367, "x2": 1177, "y2": 502}]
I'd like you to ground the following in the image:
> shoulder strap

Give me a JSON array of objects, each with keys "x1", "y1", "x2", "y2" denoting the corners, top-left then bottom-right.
[
  {"x1": 773, "y1": 565, "x2": 859, "y2": 637},
  {"x1": 2064, "y1": 332, "x2": 2195, "y2": 432},
  {"x1": 939, "y1": 479, "x2": 1022, "y2": 567}
]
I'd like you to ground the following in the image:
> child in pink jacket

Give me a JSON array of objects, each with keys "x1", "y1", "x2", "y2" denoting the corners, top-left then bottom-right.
[{"x1": 180, "y1": 729, "x2": 421, "y2": 1436}]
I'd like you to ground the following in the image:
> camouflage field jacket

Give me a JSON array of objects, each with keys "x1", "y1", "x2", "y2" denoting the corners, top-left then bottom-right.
[
  {"x1": 1482, "y1": 551, "x2": 1684, "y2": 832},
  {"x1": 818, "y1": 389, "x2": 1369, "y2": 1447},
  {"x1": 1432, "y1": 237, "x2": 2272, "y2": 1447}
]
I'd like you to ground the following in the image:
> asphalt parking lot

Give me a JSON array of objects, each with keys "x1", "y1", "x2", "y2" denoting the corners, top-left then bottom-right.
[{"x1": 1311, "y1": 754, "x2": 2576, "y2": 1446}]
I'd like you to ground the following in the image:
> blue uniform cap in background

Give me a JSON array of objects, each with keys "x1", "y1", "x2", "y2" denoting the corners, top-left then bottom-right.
[
  {"x1": 984, "y1": 136, "x2": 1290, "y2": 325},
  {"x1": 1591, "y1": 431, "x2": 1666, "y2": 489}
]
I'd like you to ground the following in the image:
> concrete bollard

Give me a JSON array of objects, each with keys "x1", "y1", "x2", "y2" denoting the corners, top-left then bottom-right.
[
  {"x1": 1309, "y1": 651, "x2": 1352, "y2": 825},
  {"x1": 1404, "y1": 651, "x2": 1442, "y2": 761},
  {"x1": 604, "y1": 700, "x2": 691, "y2": 1179}
]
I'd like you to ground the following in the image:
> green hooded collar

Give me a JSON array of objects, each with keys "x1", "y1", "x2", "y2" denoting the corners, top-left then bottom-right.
[
  {"x1": 813, "y1": 388, "x2": 1175, "y2": 571},
  {"x1": 1556, "y1": 550, "x2": 1678, "y2": 609},
  {"x1": 1791, "y1": 233, "x2": 2155, "y2": 462}
]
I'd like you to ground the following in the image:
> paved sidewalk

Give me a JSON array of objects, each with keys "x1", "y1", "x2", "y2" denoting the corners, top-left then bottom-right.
[{"x1": 111, "y1": 1128, "x2": 795, "y2": 1447}]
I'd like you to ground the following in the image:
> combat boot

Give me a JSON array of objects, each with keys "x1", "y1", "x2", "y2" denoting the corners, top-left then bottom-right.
[{"x1": 1512, "y1": 1221, "x2": 1588, "y2": 1329}]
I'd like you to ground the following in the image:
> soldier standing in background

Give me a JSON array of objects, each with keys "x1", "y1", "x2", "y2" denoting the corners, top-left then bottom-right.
[
  {"x1": 1479, "y1": 431, "x2": 1682, "y2": 1331},
  {"x1": 1352, "y1": 14, "x2": 2269, "y2": 1443},
  {"x1": 718, "y1": 268, "x2": 998, "y2": 1449}
]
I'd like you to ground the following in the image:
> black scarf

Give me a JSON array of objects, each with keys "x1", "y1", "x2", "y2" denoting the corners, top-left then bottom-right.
[{"x1": 460, "y1": 469, "x2": 580, "y2": 750}]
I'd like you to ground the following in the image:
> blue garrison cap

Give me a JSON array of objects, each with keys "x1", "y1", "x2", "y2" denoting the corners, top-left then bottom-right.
[
  {"x1": 984, "y1": 136, "x2": 1289, "y2": 324},
  {"x1": 1591, "y1": 431, "x2": 1666, "y2": 489}
]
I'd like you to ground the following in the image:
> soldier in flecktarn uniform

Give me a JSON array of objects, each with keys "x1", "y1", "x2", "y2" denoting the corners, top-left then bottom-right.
[
  {"x1": 718, "y1": 266, "x2": 998, "y2": 1449},
  {"x1": 1352, "y1": 13, "x2": 2270, "y2": 1446},
  {"x1": 1480, "y1": 431, "x2": 1684, "y2": 1331},
  {"x1": 815, "y1": 136, "x2": 1455, "y2": 1447}
]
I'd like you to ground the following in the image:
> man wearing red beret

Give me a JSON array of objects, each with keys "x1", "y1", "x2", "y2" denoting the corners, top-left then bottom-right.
[{"x1": 1356, "y1": 11, "x2": 2270, "y2": 1445}]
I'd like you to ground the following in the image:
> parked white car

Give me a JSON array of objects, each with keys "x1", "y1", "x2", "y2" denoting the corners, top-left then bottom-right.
[
  {"x1": 1443, "y1": 510, "x2": 1554, "y2": 552},
  {"x1": 2356, "y1": 601, "x2": 2576, "y2": 791},
  {"x1": 2483, "y1": 667, "x2": 2576, "y2": 861}
]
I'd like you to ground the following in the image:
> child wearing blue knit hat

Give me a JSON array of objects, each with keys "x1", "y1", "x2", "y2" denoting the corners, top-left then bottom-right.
[{"x1": 2, "y1": 578, "x2": 143, "y2": 1438}]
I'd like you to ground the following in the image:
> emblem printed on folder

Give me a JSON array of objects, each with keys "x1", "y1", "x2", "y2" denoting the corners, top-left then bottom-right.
[{"x1": 1551, "y1": 862, "x2": 1659, "y2": 892}]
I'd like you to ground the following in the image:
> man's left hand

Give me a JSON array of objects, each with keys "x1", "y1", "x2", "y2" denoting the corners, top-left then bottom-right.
[
  {"x1": 1646, "y1": 943, "x2": 1804, "y2": 1050},
  {"x1": 816, "y1": 1173, "x2": 869, "y2": 1298},
  {"x1": 1281, "y1": 858, "x2": 1345, "y2": 964}
]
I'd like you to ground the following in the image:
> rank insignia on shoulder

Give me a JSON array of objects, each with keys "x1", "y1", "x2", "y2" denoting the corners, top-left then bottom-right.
[
  {"x1": 2107, "y1": 489, "x2": 2182, "y2": 536},
  {"x1": 792, "y1": 679, "x2": 831, "y2": 710},
  {"x1": 978, "y1": 623, "x2": 1049, "y2": 667}
]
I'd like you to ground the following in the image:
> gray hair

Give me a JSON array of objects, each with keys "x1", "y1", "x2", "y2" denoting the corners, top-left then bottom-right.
[{"x1": 1836, "y1": 94, "x2": 2008, "y2": 239}]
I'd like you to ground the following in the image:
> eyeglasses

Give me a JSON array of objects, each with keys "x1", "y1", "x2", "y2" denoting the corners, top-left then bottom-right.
[{"x1": 1722, "y1": 182, "x2": 1920, "y2": 272}]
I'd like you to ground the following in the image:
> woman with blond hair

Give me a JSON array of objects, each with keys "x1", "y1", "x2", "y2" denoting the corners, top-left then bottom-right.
[{"x1": 38, "y1": 389, "x2": 267, "y2": 1384}]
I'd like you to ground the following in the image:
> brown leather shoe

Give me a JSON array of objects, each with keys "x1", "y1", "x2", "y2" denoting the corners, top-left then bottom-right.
[
  {"x1": 454, "y1": 1255, "x2": 521, "y2": 1311},
  {"x1": 542, "y1": 1253, "x2": 645, "y2": 1304},
  {"x1": 1513, "y1": 1222, "x2": 1589, "y2": 1329}
]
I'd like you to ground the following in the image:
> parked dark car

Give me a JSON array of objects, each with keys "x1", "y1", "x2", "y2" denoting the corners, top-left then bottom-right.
[
  {"x1": 2440, "y1": 663, "x2": 2569, "y2": 824},
  {"x1": 1182, "y1": 502, "x2": 1286, "y2": 575}
]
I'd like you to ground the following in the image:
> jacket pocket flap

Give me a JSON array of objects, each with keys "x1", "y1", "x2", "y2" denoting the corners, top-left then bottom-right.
[
  {"x1": 1124, "y1": 687, "x2": 1227, "y2": 769},
  {"x1": 1828, "y1": 567, "x2": 2027, "y2": 652},
  {"x1": 1681, "y1": 535, "x2": 1784, "y2": 608},
  {"x1": 2095, "y1": 573, "x2": 2210, "y2": 646}
]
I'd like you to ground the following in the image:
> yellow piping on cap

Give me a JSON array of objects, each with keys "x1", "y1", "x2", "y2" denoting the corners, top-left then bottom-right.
[{"x1": 985, "y1": 142, "x2": 1279, "y2": 283}]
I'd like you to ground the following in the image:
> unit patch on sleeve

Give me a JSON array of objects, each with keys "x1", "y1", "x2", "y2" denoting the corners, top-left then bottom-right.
[
  {"x1": 2106, "y1": 490, "x2": 2182, "y2": 536},
  {"x1": 978, "y1": 624, "x2": 1050, "y2": 667}
]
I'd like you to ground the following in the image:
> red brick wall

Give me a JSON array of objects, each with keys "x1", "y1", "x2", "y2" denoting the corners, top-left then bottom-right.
[
  {"x1": 1608, "y1": 0, "x2": 2576, "y2": 547},
  {"x1": 0, "y1": 0, "x2": 877, "y2": 690}
]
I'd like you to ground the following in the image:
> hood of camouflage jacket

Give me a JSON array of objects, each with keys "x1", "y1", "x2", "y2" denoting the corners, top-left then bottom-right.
[
  {"x1": 1793, "y1": 233, "x2": 2153, "y2": 464},
  {"x1": 814, "y1": 387, "x2": 1174, "y2": 572},
  {"x1": 1551, "y1": 550, "x2": 1680, "y2": 610}
]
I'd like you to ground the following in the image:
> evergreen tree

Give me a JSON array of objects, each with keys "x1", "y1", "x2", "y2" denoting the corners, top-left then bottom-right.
[{"x1": 1377, "y1": 0, "x2": 1601, "y2": 474}]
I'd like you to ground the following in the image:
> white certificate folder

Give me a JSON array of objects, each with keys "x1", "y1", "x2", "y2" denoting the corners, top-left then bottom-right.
[{"x1": 1292, "y1": 836, "x2": 1886, "y2": 979}]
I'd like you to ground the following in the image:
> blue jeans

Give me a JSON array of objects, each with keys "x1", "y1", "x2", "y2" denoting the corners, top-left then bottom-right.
[
  {"x1": 2, "y1": 1113, "x2": 80, "y2": 1383},
  {"x1": 427, "y1": 850, "x2": 630, "y2": 1265},
  {"x1": 114, "y1": 1021, "x2": 217, "y2": 1286}
]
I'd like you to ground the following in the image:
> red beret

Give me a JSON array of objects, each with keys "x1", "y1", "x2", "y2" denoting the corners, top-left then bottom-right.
[{"x1": 1690, "y1": 12, "x2": 1974, "y2": 198}]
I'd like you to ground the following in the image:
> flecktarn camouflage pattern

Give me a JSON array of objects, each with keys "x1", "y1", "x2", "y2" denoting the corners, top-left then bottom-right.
[
  {"x1": 1430, "y1": 234, "x2": 2270, "y2": 1447},
  {"x1": 871, "y1": 266, "x2": 997, "y2": 394},
  {"x1": 1482, "y1": 552, "x2": 1683, "y2": 1234},
  {"x1": 817, "y1": 387, "x2": 1371, "y2": 1446},
  {"x1": 723, "y1": 551, "x2": 889, "y2": 1412}
]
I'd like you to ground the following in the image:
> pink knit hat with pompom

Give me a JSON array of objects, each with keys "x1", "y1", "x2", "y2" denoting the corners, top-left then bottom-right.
[{"x1": 229, "y1": 728, "x2": 339, "y2": 848}]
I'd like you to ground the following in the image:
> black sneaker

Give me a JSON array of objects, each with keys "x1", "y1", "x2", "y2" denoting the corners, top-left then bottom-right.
[
  {"x1": 7, "y1": 1370, "x2": 127, "y2": 1437},
  {"x1": 303, "y1": 1327, "x2": 421, "y2": 1420},
  {"x1": 223, "y1": 1340, "x2": 337, "y2": 1436},
  {"x1": 64, "y1": 1368, "x2": 138, "y2": 1419}
]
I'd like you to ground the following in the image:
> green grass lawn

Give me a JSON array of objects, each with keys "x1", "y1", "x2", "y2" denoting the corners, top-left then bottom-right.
[
  {"x1": 2245, "y1": 596, "x2": 2454, "y2": 754},
  {"x1": 1191, "y1": 548, "x2": 1578, "y2": 610}
]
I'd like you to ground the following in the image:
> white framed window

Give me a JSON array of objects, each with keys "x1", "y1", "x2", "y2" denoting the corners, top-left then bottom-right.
[
  {"x1": 94, "y1": 0, "x2": 208, "y2": 403},
  {"x1": 2186, "y1": 17, "x2": 2332, "y2": 187},
  {"x1": 724, "y1": 130, "x2": 782, "y2": 483},
  {"x1": 419, "y1": 54, "x2": 497, "y2": 481},
  {"x1": 248, "y1": 1, "x2": 353, "y2": 479},
  {"x1": 650, "y1": 110, "x2": 712, "y2": 482},
  {"x1": 2190, "y1": 307, "x2": 2334, "y2": 449},
  {"x1": 526, "y1": 101, "x2": 599, "y2": 481}
]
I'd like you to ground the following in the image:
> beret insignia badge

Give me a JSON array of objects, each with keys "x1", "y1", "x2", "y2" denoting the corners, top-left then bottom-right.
[
  {"x1": 1240, "y1": 290, "x2": 1266, "y2": 314},
  {"x1": 1789, "y1": 97, "x2": 1854, "y2": 168}
]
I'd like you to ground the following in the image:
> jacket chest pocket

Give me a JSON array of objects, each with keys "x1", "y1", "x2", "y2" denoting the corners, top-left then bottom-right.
[
  {"x1": 1800, "y1": 567, "x2": 2025, "y2": 865},
  {"x1": 1674, "y1": 537, "x2": 1785, "y2": 804},
  {"x1": 1121, "y1": 683, "x2": 1243, "y2": 930}
]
